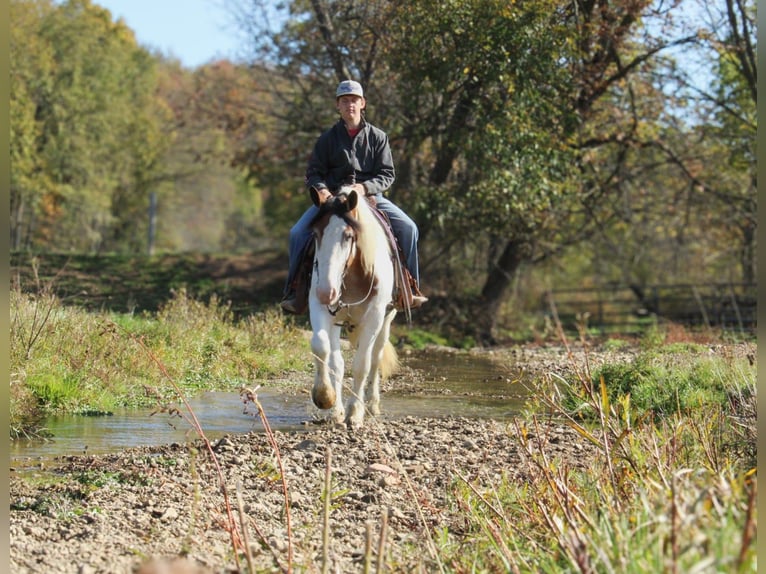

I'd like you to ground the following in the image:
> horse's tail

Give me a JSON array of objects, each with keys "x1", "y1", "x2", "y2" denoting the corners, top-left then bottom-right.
[
  {"x1": 347, "y1": 331, "x2": 400, "y2": 380},
  {"x1": 379, "y1": 340, "x2": 400, "y2": 381}
]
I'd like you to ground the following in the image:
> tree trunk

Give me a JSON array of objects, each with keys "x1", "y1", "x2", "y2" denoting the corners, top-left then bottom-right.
[
  {"x1": 10, "y1": 188, "x2": 24, "y2": 251},
  {"x1": 741, "y1": 218, "x2": 755, "y2": 285},
  {"x1": 475, "y1": 237, "x2": 528, "y2": 344}
]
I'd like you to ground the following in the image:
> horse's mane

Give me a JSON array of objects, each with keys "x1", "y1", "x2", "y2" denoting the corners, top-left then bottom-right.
[
  {"x1": 310, "y1": 187, "x2": 389, "y2": 277},
  {"x1": 352, "y1": 192, "x2": 389, "y2": 276}
]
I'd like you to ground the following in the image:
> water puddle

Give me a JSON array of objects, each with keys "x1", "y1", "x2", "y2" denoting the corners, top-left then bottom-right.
[{"x1": 11, "y1": 350, "x2": 528, "y2": 466}]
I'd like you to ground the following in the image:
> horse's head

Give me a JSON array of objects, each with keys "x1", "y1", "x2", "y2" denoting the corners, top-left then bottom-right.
[{"x1": 310, "y1": 187, "x2": 362, "y2": 307}]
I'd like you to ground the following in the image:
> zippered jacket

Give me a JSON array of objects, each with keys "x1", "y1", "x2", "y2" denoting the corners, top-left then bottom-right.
[{"x1": 305, "y1": 119, "x2": 395, "y2": 196}]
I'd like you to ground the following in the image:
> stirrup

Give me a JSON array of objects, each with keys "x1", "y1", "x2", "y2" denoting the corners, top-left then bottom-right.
[{"x1": 280, "y1": 295, "x2": 300, "y2": 314}]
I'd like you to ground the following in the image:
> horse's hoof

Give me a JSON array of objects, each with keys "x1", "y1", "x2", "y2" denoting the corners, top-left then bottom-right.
[
  {"x1": 312, "y1": 385, "x2": 336, "y2": 410},
  {"x1": 345, "y1": 401, "x2": 365, "y2": 428}
]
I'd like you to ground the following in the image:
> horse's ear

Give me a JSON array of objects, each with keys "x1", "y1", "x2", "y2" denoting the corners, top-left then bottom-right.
[
  {"x1": 347, "y1": 189, "x2": 358, "y2": 211},
  {"x1": 310, "y1": 186, "x2": 322, "y2": 207}
]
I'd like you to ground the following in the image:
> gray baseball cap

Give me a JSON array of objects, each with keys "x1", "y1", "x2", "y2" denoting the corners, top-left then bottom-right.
[{"x1": 336, "y1": 80, "x2": 364, "y2": 99}]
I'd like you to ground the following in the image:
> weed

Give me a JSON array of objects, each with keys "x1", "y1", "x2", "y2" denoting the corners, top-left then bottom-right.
[{"x1": 439, "y1": 308, "x2": 757, "y2": 572}]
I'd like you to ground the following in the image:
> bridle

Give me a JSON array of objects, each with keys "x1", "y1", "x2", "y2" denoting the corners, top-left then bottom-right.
[{"x1": 314, "y1": 229, "x2": 376, "y2": 316}]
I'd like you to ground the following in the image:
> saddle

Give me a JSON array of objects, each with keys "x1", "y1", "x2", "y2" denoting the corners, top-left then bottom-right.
[{"x1": 288, "y1": 197, "x2": 424, "y2": 319}]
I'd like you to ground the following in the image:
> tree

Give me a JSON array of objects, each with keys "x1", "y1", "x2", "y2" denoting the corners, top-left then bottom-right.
[
  {"x1": 10, "y1": 0, "x2": 56, "y2": 250},
  {"x1": 384, "y1": 0, "x2": 707, "y2": 341},
  {"x1": 10, "y1": 0, "x2": 171, "y2": 252},
  {"x1": 150, "y1": 58, "x2": 290, "y2": 252},
  {"x1": 683, "y1": 0, "x2": 756, "y2": 283},
  {"x1": 229, "y1": 0, "x2": 754, "y2": 340}
]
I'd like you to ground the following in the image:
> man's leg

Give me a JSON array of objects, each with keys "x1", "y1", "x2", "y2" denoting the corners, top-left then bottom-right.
[
  {"x1": 374, "y1": 196, "x2": 427, "y2": 308},
  {"x1": 281, "y1": 205, "x2": 319, "y2": 313}
]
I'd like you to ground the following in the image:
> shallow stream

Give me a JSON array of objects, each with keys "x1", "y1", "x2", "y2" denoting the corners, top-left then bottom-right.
[{"x1": 11, "y1": 350, "x2": 529, "y2": 465}]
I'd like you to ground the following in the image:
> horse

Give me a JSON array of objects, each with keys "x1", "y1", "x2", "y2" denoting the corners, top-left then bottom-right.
[{"x1": 307, "y1": 185, "x2": 399, "y2": 428}]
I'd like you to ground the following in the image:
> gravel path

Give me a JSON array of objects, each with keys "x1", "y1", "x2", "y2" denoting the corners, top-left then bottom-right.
[{"x1": 11, "y1": 414, "x2": 599, "y2": 574}]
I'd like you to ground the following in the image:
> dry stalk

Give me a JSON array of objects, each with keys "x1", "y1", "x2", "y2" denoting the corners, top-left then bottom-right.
[
  {"x1": 247, "y1": 513, "x2": 288, "y2": 572},
  {"x1": 311, "y1": 371, "x2": 445, "y2": 573},
  {"x1": 737, "y1": 477, "x2": 757, "y2": 569},
  {"x1": 246, "y1": 389, "x2": 295, "y2": 573},
  {"x1": 118, "y1": 324, "x2": 243, "y2": 572},
  {"x1": 322, "y1": 445, "x2": 332, "y2": 574},
  {"x1": 485, "y1": 518, "x2": 519, "y2": 574},
  {"x1": 363, "y1": 522, "x2": 374, "y2": 574},
  {"x1": 514, "y1": 416, "x2": 609, "y2": 572},
  {"x1": 670, "y1": 472, "x2": 679, "y2": 574},
  {"x1": 454, "y1": 470, "x2": 506, "y2": 521},
  {"x1": 547, "y1": 297, "x2": 622, "y2": 505},
  {"x1": 364, "y1": 414, "x2": 446, "y2": 573},
  {"x1": 376, "y1": 508, "x2": 389, "y2": 574},
  {"x1": 236, "y1": 481, "x2": 256, "y2": 573}
]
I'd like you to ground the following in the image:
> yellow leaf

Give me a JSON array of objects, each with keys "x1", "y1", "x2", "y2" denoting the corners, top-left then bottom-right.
[{"x1": 600, "y1": 374, "x2": 609, "y2": 413}]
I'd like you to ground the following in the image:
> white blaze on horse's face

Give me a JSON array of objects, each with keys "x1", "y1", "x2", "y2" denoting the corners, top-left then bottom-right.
[{"x1": 314, "y1": 215, "x2": 356, "y2": 306}]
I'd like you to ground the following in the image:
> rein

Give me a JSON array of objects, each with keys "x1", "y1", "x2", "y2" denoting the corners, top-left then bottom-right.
[{"x1": 319, "y1": 236, "x2": 377, "y2": 316}]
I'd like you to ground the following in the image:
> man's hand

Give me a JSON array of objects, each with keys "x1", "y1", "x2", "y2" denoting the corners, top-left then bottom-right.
[
  {"x1": 319, "y1": 188, "x2": 333, "y2": 203},
  {"x1": 349, "y1": 183, "x2": 367, "y2": 196},
  {"x1": 316, "y1": 187, "x2": 332, "y2": 204}
]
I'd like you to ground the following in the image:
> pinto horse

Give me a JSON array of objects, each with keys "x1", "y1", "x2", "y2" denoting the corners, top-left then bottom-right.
[{"x1": 307, "y1": 185, "x2": 399, "y2": 427}]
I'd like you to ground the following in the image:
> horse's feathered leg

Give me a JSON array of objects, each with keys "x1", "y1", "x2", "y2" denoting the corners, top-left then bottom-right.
[
  {"x1": 366, "y1": 308, "x2": 398, "y2": 416},
  {"x1": 310, "y1": 303, "x2": 345, "y2": 422},
  {"x1": 345, "y1": 307, "x2": 388, "y2": 427}
]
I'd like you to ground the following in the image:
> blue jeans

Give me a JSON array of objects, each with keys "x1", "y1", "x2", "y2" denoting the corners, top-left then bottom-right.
[{"x1": 284, "y1": 195, "x2": 421, "y2": 294}]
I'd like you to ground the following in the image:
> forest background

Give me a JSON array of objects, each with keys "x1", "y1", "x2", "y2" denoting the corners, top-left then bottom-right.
[{"x1": 9, "y1": 0, "x2": 757, "y2": 343}]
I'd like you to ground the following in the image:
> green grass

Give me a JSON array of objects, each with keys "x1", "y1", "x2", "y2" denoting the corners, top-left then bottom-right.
[
  {"x1": 566, "y1": 347, "x2": 755, "y2": 421},
  {"x1": 10, "y1": 287, "x2": 311, "y2": 436}
]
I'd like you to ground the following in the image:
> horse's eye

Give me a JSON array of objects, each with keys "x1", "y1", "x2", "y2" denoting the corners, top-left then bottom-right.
[{"x1": 343, "y1": 231, "x2": 354, "y2": 243}]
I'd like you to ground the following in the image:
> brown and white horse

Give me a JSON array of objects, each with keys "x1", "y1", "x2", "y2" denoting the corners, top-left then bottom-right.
[{"x1": 308, "y1": 185, "x2": 399, "y2": 427}]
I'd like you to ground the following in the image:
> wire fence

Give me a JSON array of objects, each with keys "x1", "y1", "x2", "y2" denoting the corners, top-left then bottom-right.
[{"x1": 543, "y1": 282, "x2": 756, "y2": 336}]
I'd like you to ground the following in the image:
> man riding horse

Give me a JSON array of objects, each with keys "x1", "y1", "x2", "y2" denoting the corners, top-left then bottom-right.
[{"x1": 280, "y1": 80, "x2": 427, "y2": 315}]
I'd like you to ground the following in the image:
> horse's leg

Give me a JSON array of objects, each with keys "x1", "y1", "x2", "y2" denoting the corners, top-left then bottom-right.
[
  {"x1": 310, "y1": 325, "x2": 335, "y2": 410},
  {"x1": 345, "y1": 317, "x2": 384, "y2": 428},
  {"x1": 310, "y1": 308, "x2": 346, "y2": 423},
  {"x1": 327, "y1": 325, "x2": 346, "y2": 423},
  {"x1": 366, "y1": 308, "x2": 396, "y2": 416}
]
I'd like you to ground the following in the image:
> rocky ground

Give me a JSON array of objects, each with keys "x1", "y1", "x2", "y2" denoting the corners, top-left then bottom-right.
[
  {"x1": 9, "y1": 342, "x2": 751, "y2": 573},
  {"x1": 11, "y1": 414, "x2": 600, "y2": 574}
]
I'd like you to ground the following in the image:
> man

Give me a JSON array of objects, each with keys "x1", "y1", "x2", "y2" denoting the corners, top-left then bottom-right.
[{"x1": 280, "y1": 79, "x2": 427, "y2": 314}]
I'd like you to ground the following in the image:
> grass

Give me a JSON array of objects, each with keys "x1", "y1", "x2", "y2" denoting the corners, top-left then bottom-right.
[
  {"x1": 572, "y1": 348, "x2": 754, "y2": 420},
  {"x1": 10, "y1": 286, "x2": 311, "y2": 437},
  {"x1": 436, "y1": 325, "x2": 757, "y2": 573}
]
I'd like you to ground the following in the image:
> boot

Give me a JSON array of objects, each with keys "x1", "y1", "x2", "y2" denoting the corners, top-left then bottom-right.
[
  {"x1": 395, "y1": 268, "x2": 428, "y2": 311},
  {"x1": 409, "y1": 281, "x2": 428, "y2": 308},
  {"x1": 280, "y1": 292, "x2": 301, "y2": 314},
  {"x1": 280, "y1": 246, "x2": 313, "y2": 315},
  {"x1": 411, "y1": 294, "x2": 428, "y2": 308}
]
